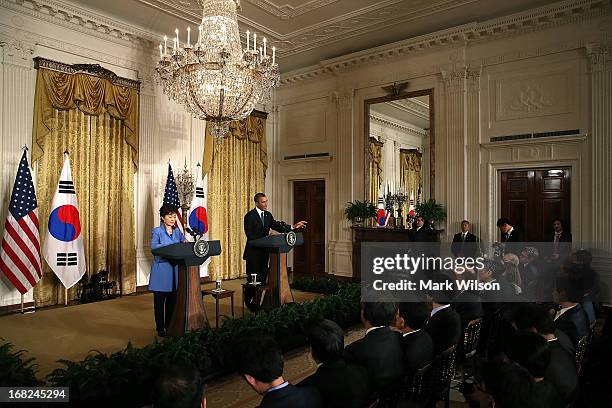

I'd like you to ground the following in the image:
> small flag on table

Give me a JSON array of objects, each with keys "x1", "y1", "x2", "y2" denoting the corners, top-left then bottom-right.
[
  {"x1": 0, "y1": 150, "x2": 42, "y2": 294},
  {"x1": 408, "y1": 190, "x2": 415, "y2": 216},
  {"x1": 163, "y1": 163, "x2": 183, "y2": 232},
  {"x1": 42, "y1": 152, "x2": 86, "y2": 289},
  {"x1": 376, "y1": 192, "x2": 388, "y2": 227}
]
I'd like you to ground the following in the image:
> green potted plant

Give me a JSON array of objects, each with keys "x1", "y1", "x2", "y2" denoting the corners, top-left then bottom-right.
[
  {"x1": 415, "y1": 198, "x2": 446, "y2": 230},
  {"x1": 344, "y1": 200, "x2": 376, "y2": 226}
]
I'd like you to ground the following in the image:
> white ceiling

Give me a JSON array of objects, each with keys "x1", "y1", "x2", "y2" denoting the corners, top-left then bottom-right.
[
  {"x1": 371, "y1": 95, "x2": 430, "y2": 130},
  {"x1": 72, "y1": 0, "x2": 561, "y2": 71}
]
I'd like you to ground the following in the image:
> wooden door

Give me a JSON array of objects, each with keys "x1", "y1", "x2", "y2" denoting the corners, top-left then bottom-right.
[
  {"x1": 500, "y1": 168, "x2": 570, "y2": 242},
  {"x1": 293, "y1": 180, "x2": 326, "y2": 275}
]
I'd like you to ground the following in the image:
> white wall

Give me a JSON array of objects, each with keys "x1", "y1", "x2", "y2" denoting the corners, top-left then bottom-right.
[
  {"x1": 273, "y1": 0, "x2": 612, "y2": 285},
  {"x1": 0, "y1": 1, "x2": 206, "y2": 307}
]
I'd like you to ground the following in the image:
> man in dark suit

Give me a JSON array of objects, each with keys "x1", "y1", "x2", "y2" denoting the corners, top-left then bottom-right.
[
  {"x1": 298, "y1": 319, "x2": 371, "y2": 408},
  {"x1": 451, "y1": 220, "x2": 479, "y2": 258},
  {"x1": 554, "y1": 276, "x2": 589, "y2": 347},
  {"x1": 424, "y1": 274, "x2": 462, "y2": 355},
  {"x1": 237, "y1": 334, "x2": 322, "y2": 408},
  {"x1": 243, "y1": 193, "x2": 306, "y2": 311},
  {"x1": 409, "y1": 216, "x2": 433, "y2": 242},
  {"x1": 543, "y1": 218, "x2": 572, "y2": 262},
  {"x1": 344, "y1": 302, "x2": 404, "y2": 395},
  {"x1": 394, "y1": 302, "x2": 434, "y2": 378},
  {"x1": 451, "y1": 269, "x2": 484, "y2": 329},
  {"x1": 497, "y1": 217, "x2": 523, "y2": 255},
  {"x1": 512, "y1": 303, "x2": 578, "y2": 405}
]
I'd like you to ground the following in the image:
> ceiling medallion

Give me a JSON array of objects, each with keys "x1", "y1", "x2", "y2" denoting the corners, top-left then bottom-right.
[{"x1": 155, "y1": 0, "x2": 279, "y2": 142}]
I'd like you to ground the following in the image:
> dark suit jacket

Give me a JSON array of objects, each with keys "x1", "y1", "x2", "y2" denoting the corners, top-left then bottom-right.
[
  {"x1": 546, "y1": 339, "x2": 579, "y2": 405},
  {"x1": 409, "y1": 226, "x2": 433, "y2": 242},
  {"x1": 259, "y1": 383, "x2": 323, "y2": 408},
  {"x1": 243, "y1": 208, "x2": 292, "y2": 261},
  {"x1": 544, "y1": 230, "x2": 572, "y2": 260},
  {"x1": 451, "y1": 232, "x2": 479, "y2": 258},
  {"x1": 502, "y1": 227, "x2": 524, "y2": 255},
  {"x1": 452, "y1": 290, "x2": 484, "y2": 328},
  {"x1": 554, "y1": 304, "x2": 589, "y2": 347},
  {"x1": 298, "y1": 359, "x2": 370, "y2": 408},
  {"x1": 344, "y1": 326, "x2": 404, "y2": 392},
  {"x1": 424, "y1": 306, "x2": 462, "y2": 355},
  {"x1": 401, "y1": 330, "x2": 434, "y2": 378}
]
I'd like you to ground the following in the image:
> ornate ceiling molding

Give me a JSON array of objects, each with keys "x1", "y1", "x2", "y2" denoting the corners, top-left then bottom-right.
[
  {"x1": 245, "y1": 0, "x2": 341, "y2": 20},
  {"x1": 281, "y1": 0, "x2": 612, "y2": 84},
  {"x1": 1, "y1": 0, "x2": 159, "y2": 47},
  {"x1": 385, "y1": 99, "x2": 430, "y2": 122},
  {"x1": 369, "y1": 112, "x2": 427, "y2": 138}
]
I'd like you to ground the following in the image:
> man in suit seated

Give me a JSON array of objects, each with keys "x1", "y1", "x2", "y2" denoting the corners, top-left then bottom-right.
[
  {"x1": 393, "y1": 302, "x2": 434, "y2": 379},
  {"x1": 237, "y1": 334, "x2": 322, "y2": 408},
  {"x1": 554, "y1": 276, "x2": 589, "y2": 347},
  {"x1": 344, "y1": 302, "x2": 404, "y2": 395},
  {"x1": 298, "y1": 319, "x2": 370, "y2": 408},
  {"x1": 153, "y1": 362, "x2": 206, "y2": 408},
  {"x1": 511, "y1": 303, "x2": 578, "y2": 405},
  {"x1": 424, "y1": 273, "x2": 462, "y2": 355},
  {"x1": 243, "y1": 193, "x2": 307, "y2": 311},
  {"x1": 496, "y1": 217, "x2": 524, "y2": 255},
  {"x1": 451, "y1": 220, "x2": 479, "y2": 258},
  {"x1": 451, "y1": 268, "x2": 484, "y2": 329}
]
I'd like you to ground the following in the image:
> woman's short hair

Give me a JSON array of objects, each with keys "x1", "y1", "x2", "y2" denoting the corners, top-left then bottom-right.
[{"x1": 160, "y1": 203, "x2": 179, "y2": 218}]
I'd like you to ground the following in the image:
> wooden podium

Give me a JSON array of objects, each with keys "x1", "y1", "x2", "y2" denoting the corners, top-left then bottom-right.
[
  {"x1": 248, "y1": 233, "x2": 303, "y2": 309},
  {"x1": 152, "y1": 240, "x2": 221, "y2": 336}
]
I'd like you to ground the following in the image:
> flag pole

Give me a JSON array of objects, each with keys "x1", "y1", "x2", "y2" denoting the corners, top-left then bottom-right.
[
  {"x1": 64, "y1": 287, "x2": 68, "y2": 307},
  {"x1": 20, "y1": 294, "x2": 24, "y2": 313}
]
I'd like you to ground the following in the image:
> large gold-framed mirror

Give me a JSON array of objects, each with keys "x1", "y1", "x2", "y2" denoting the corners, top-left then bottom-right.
[{"x1": 365, "y1": 88, "x2": 434, "y2": 206}]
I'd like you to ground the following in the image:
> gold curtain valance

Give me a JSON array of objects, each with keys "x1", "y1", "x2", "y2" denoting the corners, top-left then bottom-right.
[
  {"x1": 400, "y1": 148, "x2": 423, "y2": 202},
  {"x1": 202, "y1": 113, "x2": 268, "y2": 177},
  {"x1": 32, "y1": 58, "x2": 140, "y2": 167}
]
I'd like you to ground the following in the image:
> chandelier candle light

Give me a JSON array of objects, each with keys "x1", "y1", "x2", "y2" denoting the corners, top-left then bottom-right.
[{"x1": 156, "y1": 0, "x2": 279, "y2": 141}]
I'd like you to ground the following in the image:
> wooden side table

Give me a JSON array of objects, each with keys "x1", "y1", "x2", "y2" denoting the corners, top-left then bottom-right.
[
  {"x1": 202, "y1": 288, "x2": 235, "y2": 328},
  {"x1": 241, "y1": 283, "x2": 270, "y2": 316}
]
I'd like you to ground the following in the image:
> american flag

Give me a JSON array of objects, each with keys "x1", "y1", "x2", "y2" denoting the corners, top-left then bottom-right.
[
  {"x1": 163, "y1": 163, "x2": 183, "y2": 231},
  {"x1": 0, "y1": 150, "x2": 42, "y2": 294}
]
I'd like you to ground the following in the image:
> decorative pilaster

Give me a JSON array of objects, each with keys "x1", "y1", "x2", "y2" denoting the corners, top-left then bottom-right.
[
  {"x1": 0, "y1": 37, "x2": 36, "y2": 305},
  {"x1": 586, "y1": 42, "x2": 612, "y2": 260},
  {"x1": 465, "y1": 67, "x2": 482, "y2": 231},
  {"x1": 441, "y1": 68, "x2": 467, "y2": 235}
]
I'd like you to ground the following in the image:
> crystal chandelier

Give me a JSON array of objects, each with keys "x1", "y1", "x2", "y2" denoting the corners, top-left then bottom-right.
[{"x1": 155, "y1": 0, "x2": 279, "y2": 140}]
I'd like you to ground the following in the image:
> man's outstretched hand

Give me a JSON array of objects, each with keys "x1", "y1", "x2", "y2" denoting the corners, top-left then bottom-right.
[{"x1": 292, "y1": 220, "x2": 307, "y2": 230}]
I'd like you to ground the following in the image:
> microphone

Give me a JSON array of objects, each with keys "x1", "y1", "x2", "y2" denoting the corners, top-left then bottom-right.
[{"x1": 185, "y1": 227, "x2": 201, "y2": 238}]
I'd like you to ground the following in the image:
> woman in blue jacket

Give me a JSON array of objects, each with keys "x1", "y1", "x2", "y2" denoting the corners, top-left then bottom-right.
[{"x1": 150, "y1": 204, "x2": 185, "y2": 337}]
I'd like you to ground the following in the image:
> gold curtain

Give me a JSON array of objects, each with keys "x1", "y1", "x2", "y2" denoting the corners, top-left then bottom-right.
[
  {"x1": 31, "y1": 65, "x2": 138, "y2": 306},
  {"x1": 204, "y1": 116, "x2": 267, "y2": 280},
  {"x1": 400, "y1": 149, "x2": 422, "y2": 202},
  {"x1": 369, "y1": 137, "x2": 383, "y2": 201}
]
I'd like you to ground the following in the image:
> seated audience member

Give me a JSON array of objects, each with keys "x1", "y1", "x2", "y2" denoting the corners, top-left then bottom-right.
[
  {"x1": 554, "y1": 276, "x2": 589, "y2": 347},
  {"x1": 237, "y1": 334, "x2": 322, "y2": 408},
  {"x1": 424, "y1": 274, "x2": 462, "y2": 355},
  {"x1": 409, "y1": 215, "x2": 433, "y2": 242},
  {"x1": 451, "y1": 220, "x2": 479, "y2": 258},
  {"x1": 480, "y1": 360, "x2": 539, "y2": 408},
  {"x1": 512, "y1": 304, "x2": 578, "y2": 405},
  {"x1": 153, "y1": 362, "x2": 206, "y2": 408},
  {"x1": 394, "y1": 302, "x2": 434, "y2": 378},
  {"x1": 452, "y1": 268, "x2": 484, "y2": 328},
  {"x1": 298, "y1": 319, "x2": 370, "y2": 408},
  {"x1": 504, "y1": 332, "x2": 563, "y2": 408},
  {"x1": 519, "y1": 247, "x2": 541, "y2": 293},
  {"x1": 502, "y1": 253, "x2": 523, "y2": 296},
  {"x1": 478, "y1": 259, "x2": 515, "y2": 307},
  {"x1": 344, "y1": 302, "x2": 404, "y2": 393},
  {"x1": 569, "y1": 250, "x2": 599, "y2": 324}
]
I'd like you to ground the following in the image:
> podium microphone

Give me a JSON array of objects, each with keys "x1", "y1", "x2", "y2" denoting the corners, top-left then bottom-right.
[{"x1": 185, "y1": 227, "x2": 200, "y2": 238}]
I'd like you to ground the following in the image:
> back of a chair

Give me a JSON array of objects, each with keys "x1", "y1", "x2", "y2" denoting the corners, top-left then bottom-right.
[
  {"x1": 575, "y1": 325, "x2": 595, "y2": 375},
  {"x1": 463, "y1": 318, "x2": 483, "y2": 358},
  {"x1": 430, "y1": 345, "x2": 458, "y2": 404},
  {"x1": 404, "y1": 362, "x2": 434, "y2": 406}
]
